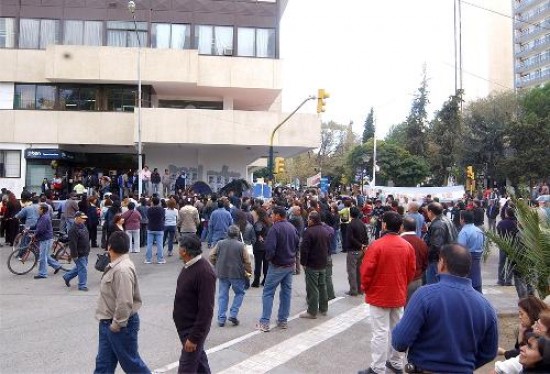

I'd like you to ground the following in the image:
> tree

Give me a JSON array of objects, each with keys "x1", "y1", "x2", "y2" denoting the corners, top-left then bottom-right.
[
  {"x1": 426, "y1": 90, "x2": 464, "y2": 186},
  {"x1": 385, "y1": 121, "x2": 408, "y2": 147},
  {"x1": 362, "y1": 107, "x2": 375, "y2": 143},
  {"x1": 404, "y1": 67, "x2": 429, "y2": 156}
]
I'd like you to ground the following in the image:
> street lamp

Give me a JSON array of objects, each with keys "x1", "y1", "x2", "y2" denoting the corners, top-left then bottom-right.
[{"x1": 128, "y1": 0, "x2": 143, "y2": 197}]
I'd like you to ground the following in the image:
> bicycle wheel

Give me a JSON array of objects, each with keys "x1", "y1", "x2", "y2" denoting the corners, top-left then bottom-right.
[
  {"x1": 7, "y1": 246, "x2": 38, "y2": 275},
  {"x1": 54, "y1": 243, "x2": 72, "y2": 265},
  {"x1": 12, "y1": 232, "x2": 24, "y2": 252}
]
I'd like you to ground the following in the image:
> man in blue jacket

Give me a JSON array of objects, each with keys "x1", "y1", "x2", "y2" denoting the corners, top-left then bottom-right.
[
  {"x1": 392, "y1": 243, "x2": 498, "y2": 373},
  {"x1": 207, "y1": 200, "x2": 233, "y2": 248},
  {"x1": 33, "y1": 204, "x2": 66, "y2": 279},
  {"x1": 257, "y1": 206, "x2": 299, "y2": 332}
]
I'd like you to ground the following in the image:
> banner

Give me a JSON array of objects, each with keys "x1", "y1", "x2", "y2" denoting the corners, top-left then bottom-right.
[
  {"x1": 306, "y1": 173, "x2": 321, "y2": 187},
  {"x1": 364, "y1": 185, "x2": 465, "y2": 202}
]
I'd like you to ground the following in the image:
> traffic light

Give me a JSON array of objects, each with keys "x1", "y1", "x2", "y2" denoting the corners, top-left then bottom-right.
[
  {"x1": 317, "y1": 89, "x2": 329, "y2": 113},
  {"x1": 274, "y1": 157, "x2": 285, "y2": 174},
  {"x1": 466, "y1": 165, "x2": 475, "y2": 179}
]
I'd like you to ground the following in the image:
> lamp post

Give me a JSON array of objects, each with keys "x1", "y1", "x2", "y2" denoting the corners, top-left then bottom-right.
[{"x1": 128, "y1": 0, "x2": 143, "y2": 197}]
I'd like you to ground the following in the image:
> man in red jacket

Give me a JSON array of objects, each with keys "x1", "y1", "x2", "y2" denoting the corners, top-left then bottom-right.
[{"x1": 359, "y1": 211, "x2": 416, "y2": 374}]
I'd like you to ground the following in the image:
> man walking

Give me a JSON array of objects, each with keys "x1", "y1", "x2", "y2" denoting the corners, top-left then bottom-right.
[
  {"x1": 257, "y1": 206, "x2": 299, "y2": 332},
  {"x1": 63, "y1": 211, "x2": 90, "y2": 291},
  {"x1": 207, "y1": 200, "x2": 233, "y2": 248},
  {"x1": 33, "y1": 203, "x2": 66, "y2": 279},
  {"x1": 400, "y1": 217, "x2": 428, "y2": 302},
  {"x1": 359, "y1": 211, "x2": 415, "y2": 374},
  {"x1": 299, "y1": 211, "x2": 330, "y2": 319},
  {"x1": 145, "y1": 196, "x2": 165, "y2": 264},
  {"x1": 346, "y1": 207, "x2": 369, "y2": 296},
  {"x1": 94, "y1": 231, "x2": 150, "y2": 374},
  {"x1": 392, "y1": 244, "x2": 498, "y2": 373},
  {"x1": 458, "y1": 210, "x2": 485, "y2": 293},
  {"x1": 173, "y1": 235, "x2": 216, "y2": 373},
  {"x1": 210, "y1": 225, "x2": 252, "y2": 327},
  {"x1": 425, "y1": 202, "x2": 457, "y2": 284}
]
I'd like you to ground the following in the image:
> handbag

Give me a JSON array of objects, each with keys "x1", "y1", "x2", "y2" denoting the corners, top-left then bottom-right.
[
  {"x1": 95, "y1": 252, "x2": 110, "y2": 272},
  {"x1": 240, "y1": 232, "x2": 254, "y2": 258}
]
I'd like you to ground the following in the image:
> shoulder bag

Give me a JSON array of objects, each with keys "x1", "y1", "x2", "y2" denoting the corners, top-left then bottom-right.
[{"x1": 95, "y1": 251, "x2": 110, "y2": 272}]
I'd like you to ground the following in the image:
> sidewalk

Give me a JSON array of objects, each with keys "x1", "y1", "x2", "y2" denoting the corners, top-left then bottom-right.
[{"x1": 481, "y1": 243, "x2": 519, "y2": 316}]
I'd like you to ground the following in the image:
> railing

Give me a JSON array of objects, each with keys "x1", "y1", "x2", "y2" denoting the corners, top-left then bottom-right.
[
  {"x1": 517, "y1": 69, "x2": 550, "y2": 87},
  {"x1": 515, "y1": 20, "x2": 550, "y2": 43},
  {"x1": 515, "y1": 0, "x2": 543, "y2": 13},
  {"x1": 517, "y1": 52, "x2": 550, "y2": 72},
  {"x1": 515, "y1": 3, "x2": 550, "y2": 26},
  {"x1": 516, "y1": 35, "x2": 550, "y2": 58}
]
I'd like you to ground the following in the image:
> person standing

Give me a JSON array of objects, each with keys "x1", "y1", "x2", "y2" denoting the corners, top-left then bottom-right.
[
  {"x1": 178, "y1": 198, "x2": 200, "y2": 238},
  {"x1": 145, "y1": 196, "x2": 165, "y2": 264},
  {"x1": 163, "y1": 198, "x2": 178, "y2": 257},
  {"x1": 209, "y1": 225, "x2": 252, "y2": 327},
  {"x1": 458, "y1": 210, "x2": 485, "y2": 293},
  {"x1": 33, "y1": 203, "x2": 66, "y2": 279},
  {"x1": 392, "y1": 244, "x2": 498, "y2": 373},
  {"x1": 150, "y1": 168, "x2": 161, "y2": 196},
  {"x1": 65, "y1": 192, "x2": 80, "y2": 234},
  {"x1": 94, "y1": 231, "x2": 150, "y2": 374},
  {"x1": 137, "y1": 198, "x2": 149, "y2": 248},
  {"x1": 346, "y1": 207, "x2": 369, "y2": 296},
  {"x1": 425, "y1": 202, "x2": 458, "y2": 284},
  {"x1": 174, "y1": 171, "x2": 187, "y2": 195},
  {"x1": 299, "y1": 211, "x2": 330, "y2": 319},
  {"x1": 288, "y1": 206, "x2": 305, "y2": 275},
  {"x1": 358, "y1": 211, "x2": 415, "y2": 374},
  {"x1": 400, "y1": 217, "x2": 428, "y2": 302},
  {"x1": 162, "y1": 169, "x2": 172, "y2": 198},
  {"x1": 486, "y1": 199, "x2": 499, "y2": 233},
  {"x1": 405, "y1": 202, "x2": 426, "y2": 238},
  {"x1": 63, "y1": 211, "x2": 90, "y2": 291},
  {"x1": 497, "y1": 207, "x2": 517, "y2": 288},
  {"x1": 257, "y1": 206, "x2": 299, "y2": 332},
  {"x1": 251, "y1": 208, "x2": 271, "y2": 287},
  {"x1": 207, "y1": 200, "x2": 233, "y2": 248},
  {"x1": 139, "y1": 166, "x2": 151, "y2": 196},
  {"x1": 87, "y1": 196, "x2": 100, "y2": 248},
  {"x1": 121, "y1": 202, "x2": 142, "y2": 253},
  {"x1": 173, "y1": 235, "x2": 216, "y2": 373}
]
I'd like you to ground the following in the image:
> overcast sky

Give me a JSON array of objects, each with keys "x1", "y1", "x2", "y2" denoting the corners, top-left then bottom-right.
[{"x1": 280, "y1": 0, "x2": 508, "y2": 138}]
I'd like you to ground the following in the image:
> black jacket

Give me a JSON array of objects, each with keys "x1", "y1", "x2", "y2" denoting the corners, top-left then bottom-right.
[
  {"x1": 346, "y1": 218, "x2": 369, "y2": 251},
  {"x1": 68, "y1": 223, "x2": 90, "y2": 258},
  {"x1": 300, "y1": 223, "x2": 330, "y2": 270},
  {"x1": 427, "y1": 215, "x2": 457, "y2": 262}
]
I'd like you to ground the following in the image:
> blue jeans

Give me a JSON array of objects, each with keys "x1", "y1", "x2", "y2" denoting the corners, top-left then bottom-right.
[
  {"x1": 260, "y1": 264, "x2": 294, "y2": 324},
  {"x1": 146, "y1": 231, "x2": 164, "y2": 262},
  {"x1": 94, "y1": 314, "x2": 150, "y2": 374},
  {"x1": 66, "y1": 218, "x2": 75, "y2": 235},
  {"x1": 163, "y1": 226, "x2": 176, "y2": 254},
  {"x1": 63, "y1": 256, "x2": 88, "y2": 289},
  {"x1": 426, "y1": 261, "x2": 439, "y2": 284},
  {"x1": 218, "y1": 278, "x2": 246, "y2": 323},
  {"x1": 37, "y1": 239, "x2": 61, "y2": 277}
]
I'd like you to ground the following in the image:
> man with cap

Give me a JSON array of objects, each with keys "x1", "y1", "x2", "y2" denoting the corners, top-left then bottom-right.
[
  {"x1": 63, "y1": 211, "x2": 91, "y2": 291},
  {"x1": 64, "y1": 192, "x2": 80, "y2": 234}
]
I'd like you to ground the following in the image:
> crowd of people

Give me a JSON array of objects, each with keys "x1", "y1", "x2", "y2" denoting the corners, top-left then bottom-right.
[{"x1": 1, "y1": 179, "x2": 550, "y2": 373}]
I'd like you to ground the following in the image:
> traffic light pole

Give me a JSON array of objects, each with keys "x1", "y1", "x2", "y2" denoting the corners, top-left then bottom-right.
[{"x1": 268, "y1": 95, "x2": 316, "y2": 184}]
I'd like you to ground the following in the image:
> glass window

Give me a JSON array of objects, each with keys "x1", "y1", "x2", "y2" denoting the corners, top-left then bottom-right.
[
  {"x1": 59, "y1": 86, "x2": 98, "y2": 111},
  {"x1": 0, "y1": 18, "x2": 16, "y2": 48},
  {"x1": 152, "y1": 23, "x2": 190, "y2": 49},
  {"x1": 107, "y1": 21, "x2": 146, "y2": 47},
  {"x1": 0, "y1": 150, "x2": 21, "y2": 178},
  {"x1": 84, "y1": 21, "x2": 103, "y2": 46},
  {"x1": 195, "y1": 25, "x2": 233, "y2": 55},
  {"x1": 19, "y1": 19, "x2": 40, "y2": 48},
  {"x1": 107, "y1": 87, "x2": 136, "y2": 112},
  {"x1": 39, "y1": 19, "x2": 60, "y2": 49},
  {"x1": 14, "y1": 84, "x2": 36, "y2": 109},
  {"x1": 35, "y1": 85, "x2": 56, "y2": 110},
  {"x1": 171, "y1": 24, "x2": 190, "y2": 49},
  {"x1": 152, "y1": 23, "x2": 171, "y2": 48},
  {"x1": 64, "y1": 20, "x2": 103, "y2": 46},
  {"x1": 64, "y1": 20, "x2": 84, "y2": 45},
  {"x1": 237, "y1": 27, "x2": 275, "y2": 57}
]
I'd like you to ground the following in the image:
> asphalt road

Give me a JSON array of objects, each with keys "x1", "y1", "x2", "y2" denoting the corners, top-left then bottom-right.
[{"x1": 0, "y1": 238, "x2": 517, "y2": 374}]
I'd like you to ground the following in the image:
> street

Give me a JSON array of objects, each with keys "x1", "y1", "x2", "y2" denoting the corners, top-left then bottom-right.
[{"x1": 0, "y1": 242, "x2": 516, "y2": 374}]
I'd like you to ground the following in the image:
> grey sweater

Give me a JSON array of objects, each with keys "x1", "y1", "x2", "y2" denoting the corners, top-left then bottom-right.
[{"x1": 209, "y1": 238, "x2": 252, "y2": 278}]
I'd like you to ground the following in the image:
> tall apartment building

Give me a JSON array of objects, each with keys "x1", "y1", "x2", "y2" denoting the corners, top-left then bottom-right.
[
  {"x1": 0, "y1": 0, "x2": 319, "y2": 195},
  {"x1": 513, "y1": 0, "x2": 550, "y2": 89}
]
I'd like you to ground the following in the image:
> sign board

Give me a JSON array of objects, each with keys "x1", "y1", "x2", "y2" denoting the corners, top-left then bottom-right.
[
  {"x1": 24, "y1": 149, "x2": 75, "y2": 160},
  {"x1": 364, "y1": 185, "x2": 466, "y2": 202},
  {"x1": 320, "y1": 177, "x2": 329, "y2": 194},
  {"x1": 253, "y1": 183, "x2": 272, "y2": 199}
]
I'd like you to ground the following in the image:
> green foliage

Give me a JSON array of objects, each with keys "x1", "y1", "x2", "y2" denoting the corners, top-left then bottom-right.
[
  {"x1": 385, "y1": 122, "x2": 408, "y2": 147},
  {"x1": 486, "y1": 198, "x2": 550, "y2": 298},
  {"x1": 404, "y1": 68, "x2": 429, "y2": 156},
  {"x1": 362, "y1": 107, "x2": 375, "y2": 143}
]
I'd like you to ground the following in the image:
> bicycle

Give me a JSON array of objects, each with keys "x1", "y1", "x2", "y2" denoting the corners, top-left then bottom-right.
[{"x1": 7, "y1": 231, "x2": 72, "y2": 275}]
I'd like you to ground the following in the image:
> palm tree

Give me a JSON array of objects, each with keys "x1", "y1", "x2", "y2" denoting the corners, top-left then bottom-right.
[{"x1": 486, "y1": 198, "x2": 550, "y2": 298}]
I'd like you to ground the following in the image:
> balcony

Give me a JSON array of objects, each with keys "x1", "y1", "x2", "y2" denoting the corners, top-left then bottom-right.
[
  {"x1": 516, "y1": 69, "x2": 550, "y2": 88},
  {"x1": 516, "y1": 35, "x2": 550, "y2": 58},
  {"x1": 515, "y1": 3, "x2": 550, "y2": 27},
  {"x1": 515, "y1": 20, "x2": 550, "y2": 43},
  {"x1": 516, "y1": 52, "x2": 550, "y2": 73},
  {"x1": 515, "y1": 0, "x2": 544, "y2": 13}
]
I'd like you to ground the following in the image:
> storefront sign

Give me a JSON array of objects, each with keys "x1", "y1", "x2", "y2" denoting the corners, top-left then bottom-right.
[{"x1": 24, "y1": 149, "x2": 75, "y2": 160}]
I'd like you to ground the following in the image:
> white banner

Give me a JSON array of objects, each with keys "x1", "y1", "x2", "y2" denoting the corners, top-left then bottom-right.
[
  {"x1": 364, "y1": 185, "x2": 465, "y2": 202},
  {"x1": 306, "y1": 173, "x2": 321, "y2": 187}
]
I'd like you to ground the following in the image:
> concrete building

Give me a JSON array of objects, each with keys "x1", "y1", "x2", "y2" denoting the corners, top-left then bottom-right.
[
  {"x1": 513, "y1": 0, "x2": 550, "y2": 89},
  {"x1": 0, "y1": 0, "x2": 319, "y2": 195}
]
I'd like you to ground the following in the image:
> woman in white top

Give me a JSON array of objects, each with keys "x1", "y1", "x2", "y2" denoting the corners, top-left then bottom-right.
[{"x1": 163, "y1": 198, "x2": 178, "y2": 256}]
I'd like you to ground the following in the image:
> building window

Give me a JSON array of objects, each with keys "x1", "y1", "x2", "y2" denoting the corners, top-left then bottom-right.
[
  {"x1": 152, "y1": 23, "x2": 190, "y2": 49},
  {"x1": 0, "y1": 18, "x2": 16, "y2": 48},
  {"x1": 237, "y1": 27, "x2": 275, "y2": 58},
  {"x1": 158, "y1": 99, "x2": 223, "y2": 110},
  {"x1": 107, "y1": 21, "x2": 147, "y2": 47},
  {"x1": 59, "y1": 86, "x2": 98, "y2": 110},
  {"x1": 14, "y1": 84, "x2": 36, "y2": 109},
  {"x1": 19, "y1": 19, "x2": 60, "y2": 49},
  {"x1": 195, "y1": 25, "x2": 233, "y2": 55},
  {"x1": 106, "y1": 87, "x2": 137, "y2": 112},
  {"x1": 0, "y1": 150, "x2": 21, "y2": 178},
  {"x1": 63, "y1": 20, "x2": 103, "y2": 46},
  {"x1": 35, "y1": 85, "x2": 56, "y2": 109}
]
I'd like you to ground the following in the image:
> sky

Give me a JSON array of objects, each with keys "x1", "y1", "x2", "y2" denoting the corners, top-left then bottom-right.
[{"x1": 279, "y1": 0, "x2": 512, "y2": 138}]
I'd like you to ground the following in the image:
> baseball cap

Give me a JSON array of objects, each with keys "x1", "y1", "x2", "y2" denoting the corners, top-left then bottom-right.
[{"x1": 74, "y1": 211, "x2": 88, "y2": 219}]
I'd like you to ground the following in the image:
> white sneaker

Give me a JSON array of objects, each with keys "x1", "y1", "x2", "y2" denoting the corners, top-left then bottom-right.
[
  {"x1": 144, "y1": 260, "x2": 152, "y2": 264},
  {"x1": 158, "y1": 260, "x2": 167, "y2": 264}
]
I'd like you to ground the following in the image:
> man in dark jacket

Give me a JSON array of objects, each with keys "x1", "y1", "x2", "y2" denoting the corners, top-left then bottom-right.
[
  {"x1": 257, "y1": 206, "x2": 299, "y2": 332},
  {"x1": 346, "y1": 206, "x2": 369, "y2": 296},
  {"x1": 426, "y1": 202, "x2": 458, "y2": 284},
  {"x1": 299, "y1": 211, "x2": 330, "y2": 319},
  {"x1": 145, "y1": 196, "x2": 165, "y2": 264},
  {"x1": 63, "y1": 211, "x2": 90, "y2": 291},
  {"x1": 173, "y1": 235, "x2": 216, "y2": 374}
]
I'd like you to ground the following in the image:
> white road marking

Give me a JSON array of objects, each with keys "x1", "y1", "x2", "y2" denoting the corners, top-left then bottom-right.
[
  {"x1": 217, "y1": 303, "x2": 370, "y2": 374},
  {"x1": 482, "y1": 287, "x2": 503, "y2": 295},
  {"x1": 152, "y1": 296, "x2": 346, "y2": 373}
]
